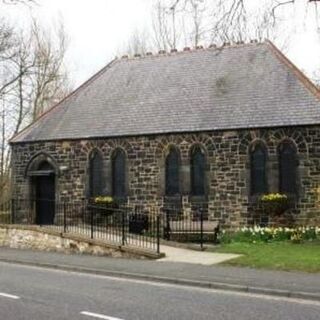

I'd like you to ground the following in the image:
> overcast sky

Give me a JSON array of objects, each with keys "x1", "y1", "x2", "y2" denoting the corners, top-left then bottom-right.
[{"x1": 2, "y1": 0, "x2": 320, "y2": 86}]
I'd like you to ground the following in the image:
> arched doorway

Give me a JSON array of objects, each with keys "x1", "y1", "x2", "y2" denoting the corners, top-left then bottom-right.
[{"x1": 32, "y1": 161, "x2": 56, "y2": 225}]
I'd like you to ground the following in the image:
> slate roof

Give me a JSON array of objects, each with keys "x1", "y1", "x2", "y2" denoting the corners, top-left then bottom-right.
[{"x1": 11, "y1": 41, "x2": 320, "y2": 144}]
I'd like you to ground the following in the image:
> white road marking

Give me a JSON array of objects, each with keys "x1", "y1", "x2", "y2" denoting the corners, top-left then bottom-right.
[
  {"x1": 0, "y1": 292, "x2": 20, "y2": 300},
  {"x1": 80, "y1": 311, "x2": 124, "y2": 320}
]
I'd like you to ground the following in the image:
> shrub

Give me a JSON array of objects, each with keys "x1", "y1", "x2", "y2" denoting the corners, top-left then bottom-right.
[{"x1": 220, "y1": 226, "x2": 320, "y2": 244}]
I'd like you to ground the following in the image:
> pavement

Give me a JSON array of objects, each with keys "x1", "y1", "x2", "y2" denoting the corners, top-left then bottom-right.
[
  {"x1": 0, "y1": 247, "x2": 319, "y2": 302},
  {"x1": 159, "y1": 244, "x2": 240, "y2": 265}
]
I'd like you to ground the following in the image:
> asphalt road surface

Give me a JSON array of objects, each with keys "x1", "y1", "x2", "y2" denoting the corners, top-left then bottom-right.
[{"x1": 0, "y1": 261, "x2": 319, "y2": 320}]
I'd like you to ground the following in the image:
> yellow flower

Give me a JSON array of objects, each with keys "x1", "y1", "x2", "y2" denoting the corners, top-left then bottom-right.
[
  {"x1": 261, "y1": 193, "x2": 288, "y2": 202},
  {"x1": 94, "y1": 196, "x2": 113, "y2": 204}
]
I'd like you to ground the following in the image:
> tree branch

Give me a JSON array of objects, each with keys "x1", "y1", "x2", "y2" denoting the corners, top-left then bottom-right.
[{"x1": 1, "y1": 0, "x2": 36, "y2": 5}]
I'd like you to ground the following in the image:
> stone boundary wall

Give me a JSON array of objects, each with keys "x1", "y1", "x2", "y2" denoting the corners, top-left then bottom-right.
[{"x1": 0, "y1": 225, "x2": 160, "y2": 259}]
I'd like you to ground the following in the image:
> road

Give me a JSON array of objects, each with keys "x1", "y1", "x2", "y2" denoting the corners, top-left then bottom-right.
[{"x1": 0, "y1": 261, "x2": 319, "y2": 320}]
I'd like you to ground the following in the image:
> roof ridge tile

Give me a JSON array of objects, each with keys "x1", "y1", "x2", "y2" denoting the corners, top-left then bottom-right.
[{"x1": 117, "y1": 40, "x2": 264, "y2": 62}]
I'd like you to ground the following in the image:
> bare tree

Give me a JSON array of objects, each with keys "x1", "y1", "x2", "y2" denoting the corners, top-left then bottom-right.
[
  {"x1": 121, "y1": 29, "x2": 150, "y2": 56},
  {"x1": 0, "y1": 0, "x2": 35, "y2": 5},
  {"x1": 152, "y1": 0, "x2": 178, "y2": 50},
  {"x1": 181, "y1": 0, "x2": 207, "y2": 47},
  {"x1": 0, "y1": 17, "x2": 71, "y2": 201},
  {"x1": 150, "y1": 0, "x2": 208, "y2": 50},
  {"x1": 168, "y1": 0, "x2": 320, "y2": 23},
  {"x1": 311, "y1": 68, "x2": 320, "y2": 87},
  {"x1": 148, "y1": 0, "x2": 281, "y2": 50},
  {"x1": 29, "y1": 19, "x2": 70, "y2": 119},
  {"x1": 0, "y1": 20, "x2": 21, "y2": 96}
]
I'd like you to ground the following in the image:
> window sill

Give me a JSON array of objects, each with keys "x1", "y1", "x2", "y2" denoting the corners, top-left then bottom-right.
[{"x1": 190, "y1": 195, "x2": 208, "y2": 203}]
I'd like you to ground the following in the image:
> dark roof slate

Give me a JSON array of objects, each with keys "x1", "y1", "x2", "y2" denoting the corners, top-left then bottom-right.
[{"x1": 11, "y1": 41, "x2": 320, "y2": 143}]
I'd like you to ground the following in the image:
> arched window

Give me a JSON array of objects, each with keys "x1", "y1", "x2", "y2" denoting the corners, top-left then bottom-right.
[
  {"x1": 279, "y1": 141, "x2": 298, "y2": 194},
  {"x1": 112, "y1": 149, "x2": 126, "y2": 198},
  {"x1": 165, "y1": 147, "x2": 180, "y2": 196},
  {"x1": 191, "y1": 146, "x2": 206, "y2": 196},
  {"x1": 89, "y1": 150, "x2": 104, "y2": 197},
  {"x1": 250, "y1": 143, "x2": 267, "y2": 195}
]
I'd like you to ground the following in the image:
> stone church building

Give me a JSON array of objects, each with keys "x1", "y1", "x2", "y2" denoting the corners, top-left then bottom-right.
[{"x1": 10, "y1": 40, "x2": 320, "y2": 227}]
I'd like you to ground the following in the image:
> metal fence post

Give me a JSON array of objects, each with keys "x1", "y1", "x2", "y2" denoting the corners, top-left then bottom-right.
[
  {"x1": 90, "y1": 206, "x2": 94, "y2": 239},
  {"x1": 164, "y1": 209, "x2": 171, "y2": 241},
  {"x1": 200, "y1": 207, "x2": 204, "y2": 250},
  {"x1": 121, "y1": 208, "x2": 126, "y2": 246},
  {"x1": 63, "y1": 202, "x2": 67, "y2": 233},
  {"x1": 156, "y1": 215, "x2": 160, "y2": 254},
  {"x1": 11, "y1": 199, "x2": 15, "y2": 224},
  {"x1": 39, "y1": 199, "x2": 43, "y2": 227}
]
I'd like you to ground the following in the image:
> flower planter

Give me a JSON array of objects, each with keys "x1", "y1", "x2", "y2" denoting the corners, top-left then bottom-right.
[
  {"x1": 87, "y1": 203, "x2": 116, "y2": 216},
  {"x1": 260, "y1": 193, "x2": 288, "y2": 214}
]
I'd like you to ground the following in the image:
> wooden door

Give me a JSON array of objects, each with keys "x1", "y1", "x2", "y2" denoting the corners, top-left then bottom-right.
[{"x1": 35, "y1": 174, "x2": 55, "y2": 225}]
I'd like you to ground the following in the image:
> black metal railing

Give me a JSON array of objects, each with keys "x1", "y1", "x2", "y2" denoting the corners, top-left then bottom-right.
[
  {"x1": 1, "y1": 198, "x2": 220, "y2": 252},
  {"x1": 162, "y1": 203, "x2": 220, "y2": 249},
  {"x1": 4, "y1": 199, "x2": 161, "y2": 254}
]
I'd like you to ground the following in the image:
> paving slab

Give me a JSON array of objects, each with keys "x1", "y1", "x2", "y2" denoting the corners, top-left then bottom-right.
[{"x1": 159, "y1": 245, "x2": 240, "y2": 265}]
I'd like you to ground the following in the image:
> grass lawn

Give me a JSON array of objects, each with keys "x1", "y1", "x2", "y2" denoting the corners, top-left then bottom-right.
[{"x1": 213, "y1": 241, "x2": 320, "y2": 273}]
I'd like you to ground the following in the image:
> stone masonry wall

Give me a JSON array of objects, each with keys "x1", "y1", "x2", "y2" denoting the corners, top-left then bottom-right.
[
  {"x1": 11, "y1": 126, "x2": 320, "y2": 227},
  {"x1": 0, "y1": 225, "x2": 155, "y2": 259}
]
